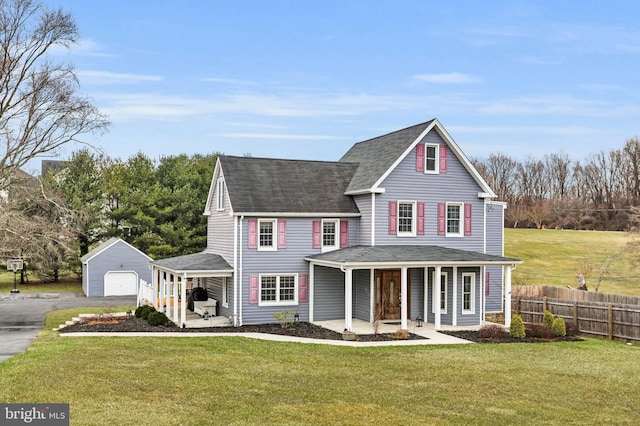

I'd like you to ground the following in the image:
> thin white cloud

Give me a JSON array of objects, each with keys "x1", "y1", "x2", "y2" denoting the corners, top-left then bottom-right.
[
  {"x1": 413, "y1": 72, "x2": 481, "y2": 84},
  {"x1": 50, "y1": 38, "x2": 115, "y2": 58},
  {"x1": 199, "y1": 77, "x2": 259, "y2": 86},
  {"x1": 478, "y1": 95, "x2": 640, "y2": 117},
  {"x1": 78, "y1": 70, "x2": 163, "y2": 85}
]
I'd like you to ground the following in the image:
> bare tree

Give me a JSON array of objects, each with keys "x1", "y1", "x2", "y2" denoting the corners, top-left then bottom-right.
[{"x1": 0, "y1": 0, "x2": 109, "y2": 190}]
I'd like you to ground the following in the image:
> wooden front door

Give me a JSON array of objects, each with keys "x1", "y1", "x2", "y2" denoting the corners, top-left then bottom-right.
[{"x1": 375, "y1": 270, "x2": 402, "y2": 321}]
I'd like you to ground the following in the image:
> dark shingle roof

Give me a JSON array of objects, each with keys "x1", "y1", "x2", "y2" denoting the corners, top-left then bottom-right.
[
  {"x1": 339, "y1": 120, "x2": 435, "y2": 193},
  {"x1": 151, "y1": 252, "x2": 232, "y2": 272},
  {"x1": 306, "y1": 245, "x2": 521, "y2": 266},
  {"x1": 219, "y1": 155, "x2": 360, "y2": 214}
]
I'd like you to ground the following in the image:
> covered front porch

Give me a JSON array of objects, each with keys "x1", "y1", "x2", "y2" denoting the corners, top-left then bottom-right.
[
  {"x1": 140, "y1": 252, "x2": 233, "y2": 328},
  {"x1": 305, "y1": 245, "x2": 521, "y2": 332}
]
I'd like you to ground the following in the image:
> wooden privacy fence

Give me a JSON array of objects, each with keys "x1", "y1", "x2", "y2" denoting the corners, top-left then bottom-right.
[{"x1": 512, "y1": 286, "x2": 640, "y2": 342}]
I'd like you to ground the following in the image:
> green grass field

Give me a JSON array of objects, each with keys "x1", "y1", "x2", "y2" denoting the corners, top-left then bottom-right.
[
  {"x1": 505, "y1": 228, "x2": 640, "y2": 296},
  {"x1": 0, "y1": 271, "x2": 82, "y2": 293},
  {"x1": 0, "y1": 308, "x2": 637, "y2": 425}
]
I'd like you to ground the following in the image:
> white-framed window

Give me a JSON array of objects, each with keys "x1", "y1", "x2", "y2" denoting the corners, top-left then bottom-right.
[
  {"x1": 259, "y1": 274, "x2": 298, "y2": 306},
  {"x1": 462, "y1": 273, "x2": 475, "y2": 314},
  {"x1": 397, "y1": 201, "x2": 416, "y2": 237},
  {"x1": 432, "y1": 271, "x2": 448, "y2": 314},
  {"x1": 322, "y1": 219, "x2": 339, "y2": 252},
  {"x1": 222, "y1": 277, "x2": 231, "y2": 308},
  {"x1": 446, "y1": 202, "x2": 463, "y2": 237},
  {"x1": 258, "y1": 219, "x2": 277, "y2": 251},
  {"x1": 216, "y1": 178, "x2": 225, "y2": 211},
  {"x1": 425, "y1": 144, "x2": 439, "y2": 173}
]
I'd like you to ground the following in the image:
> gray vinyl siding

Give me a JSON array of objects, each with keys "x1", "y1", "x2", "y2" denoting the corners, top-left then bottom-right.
[
  {"x1": 204, "y1": 276, "x2": 233, "y2": 318},
  {"x1": 485, "y1": 203, "x2": 505, "y2": 312},
  {"x1": 206, "y1": 172, "x2": 235, "y2": 267},
  {"x1": 312, "y1": 265, "x2": 345, "y2": 321},
  {"x1": 352, "y1": 194, "x2": 372, "y2": 246},
  {"x1": 374, "y1": 129, "x2": 485, "y2": 252},
  {"x1": 240, "y1": 217, "x2": 357, "y2": 324},
  {"x1": 354, "y1": 269, "x2": 371, "y2": 321},
  {"x1": 409, "y1": 268, "x2": 424, "y2": 321},
  {"x1": 456, "y1": 267, "x2": 482, "y2": 326},
  {"x1": 485, "y1": 266, "x2": 504, "y2": 312},
  {"x1": 83, "y1": 240, "x2": 151, "y2": 298}
]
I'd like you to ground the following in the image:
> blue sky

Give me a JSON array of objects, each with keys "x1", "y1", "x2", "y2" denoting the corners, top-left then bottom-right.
[{"x1": 36, "y1": 0, "x2": 640, "y2": 172}]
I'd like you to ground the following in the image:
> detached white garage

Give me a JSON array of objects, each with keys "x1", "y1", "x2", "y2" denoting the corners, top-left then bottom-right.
[{"x1": 81, "y1": 238, "x2": 152, "y2": 297}]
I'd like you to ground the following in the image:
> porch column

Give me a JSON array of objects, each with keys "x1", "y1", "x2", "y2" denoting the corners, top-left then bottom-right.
[
  {"x1": 423, "y1": 268, "x2": 429, "y2": 325},
  {"x1": 344, "y1": 267, "x2": 353, "y2": 331},
  {"x1": 400, "y1": 267, "x2": 408, "y2": 330},
  {"x1": 160, "y1": 273, "x2": 166, "y2": 313},
  {"x1": 369, "y1": 268, "x2": 375, "y2": 323},
  {"x1": 152, "y1": 271, "x2": 159, "y2": 310},
  {"x1": 505, "y1": 266, "x2": 512, "y2": 327},
  {"x1": 173, "y1": 276, "x2": 179, "y2": 324},
  {"x1": 181, "y1": 274, "x2": 187, "y2": 328},
  {"x1": 452, "y1": 266, "x2": 458, "y2": 326},
  {"x1": 309, "y1": 262, "x2": 315, "y2": 322},
  {"x1": 166, "y1": 280, "x2": 171, "y2": 318},
  {"x1": 434, "y1": 266, "x2": 442, "y2": 330}
]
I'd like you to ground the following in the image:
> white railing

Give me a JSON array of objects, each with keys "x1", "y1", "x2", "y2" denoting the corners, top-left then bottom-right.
[{"x1": 138, "y1": 279, "x2": 155, "y2": 307}]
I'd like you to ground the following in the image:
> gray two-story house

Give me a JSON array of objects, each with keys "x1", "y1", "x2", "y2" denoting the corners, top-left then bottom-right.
[{"x1": 148, "y1": 119, "x2": 521, "y2": 331}]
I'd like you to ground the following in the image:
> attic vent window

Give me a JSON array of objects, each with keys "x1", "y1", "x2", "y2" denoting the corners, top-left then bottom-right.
[{"x1": 216, "y1": 178, "x2": 225, "y2": 211}]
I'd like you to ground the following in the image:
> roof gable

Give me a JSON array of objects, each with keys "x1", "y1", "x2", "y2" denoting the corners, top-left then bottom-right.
[
  {"x1": 81, "y1": 238, "x2": 151, "y2": 264},
  {"x1": 214, "y1": 155, "x2": 360, "y2": 215},
  {"x1": 340, "y1": 119, "x2": 495, "y2": 197}
]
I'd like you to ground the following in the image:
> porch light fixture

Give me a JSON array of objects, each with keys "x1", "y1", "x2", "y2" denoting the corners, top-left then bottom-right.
[
  {"x1": 126, "y1": 310, "x2": 133, "y2": 320},
  {"x1": 294, "y1": 312, "x2": 300, "y2": 323},
  {"x1": 416, "y1": 316, "x2": 423, "y2": 327}
]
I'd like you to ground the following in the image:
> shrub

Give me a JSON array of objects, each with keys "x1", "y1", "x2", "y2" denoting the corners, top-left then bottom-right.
[
  {"x1": 526, "y1": 323, "x2": 556, "y2": 339},
  {"x1": 135, "y1": 305, "x2": 155, "y2": 320},
  {"x1": 542, "y1": 310, "x2": 555, "y2": 328},
  {"x1": 479, "y1": 324, "x2": 506, "y2": 339},
  {"x1": 147, "y1": 311, "x2": 169, "y2": 326},
  {"x1": 272, "y1": 310, "x2": 295, "y2": 329},
  {"x1": 565, "y1": 320, "x2": 580, "y2": 336},
  {"x1": 509, "y1": 314, "x2": 526, "y2": 338},
  {"x1": 552, "y1": 317, "x2": 566, "y2": 337}
]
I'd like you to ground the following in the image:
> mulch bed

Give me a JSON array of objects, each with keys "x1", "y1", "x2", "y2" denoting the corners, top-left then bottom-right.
[
  {"x1": 59, "y1": 317, "x2": 426, "y2": 342},
  {"x1": 441, "y1": 330, "x2": 584, "y2": 344}
]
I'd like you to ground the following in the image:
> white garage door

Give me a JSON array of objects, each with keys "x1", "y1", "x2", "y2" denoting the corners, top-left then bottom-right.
[{"x1": 104, "y1": 271, "x2": 137, "y2": 296}]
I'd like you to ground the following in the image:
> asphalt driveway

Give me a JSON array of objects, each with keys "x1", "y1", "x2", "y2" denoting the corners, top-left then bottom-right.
[{"x1": 0, "y1": 292, "x2": 136, "y2": 362}]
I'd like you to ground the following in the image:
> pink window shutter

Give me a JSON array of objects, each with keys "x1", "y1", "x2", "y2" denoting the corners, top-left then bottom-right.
[
  {"x1": 299, "y1": 274, "x2": 308, "y2": 303},
  {"x1": 485, "y1": 272, "x2": 490, "y2": 295},
  {"x1": 340, "y1": 220, "x2": 349, "y2": 248},
  {"x1": 388, "y1": 201, "x2": 397, "y2": 234},
  {"x1": 437, "y1": 203, "x2": 446, "y2": 235},
  {"x1": 439, "y1": 145, "x2": 448, "y2": 173},
  {"x1": 312, "y1": 220, "x2": 321, "y2": 249},
  {"x1": 278, "y1": 220, "x2": 287, "y2": 248},
  {"x1": 417, "y1": 202, "x2": 425, "y2": 235},
  {"x1": 464, "y1": 204, "x2": 472, "y2": 235},
  {"x1": 249, "y1": 275, "x2": 259, "y2": 304},
  {"x1": 416, "y1": 144, "x2": 425, "y2": 172},
  {"x1": 248, "y1": 219, "x2": 257, "y2": 249}
]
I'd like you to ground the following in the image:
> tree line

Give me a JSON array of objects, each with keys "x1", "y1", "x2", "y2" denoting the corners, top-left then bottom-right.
[
  {"x1": 2, "y1": 150, "x2": 218, "y2": 281},
  {"x1": 471, "y1": 136, "x2": 640, "y2": 231}
]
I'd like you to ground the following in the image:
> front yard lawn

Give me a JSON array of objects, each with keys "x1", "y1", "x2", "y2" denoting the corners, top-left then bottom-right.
[{"x1": 0, "y1": 310, "x2": 638, "y2": 425}]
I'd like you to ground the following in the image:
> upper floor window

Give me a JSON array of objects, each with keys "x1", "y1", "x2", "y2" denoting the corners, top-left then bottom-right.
[
  {"x1": 425, "y1": 144, "x2": 439, "y2": 173},
  {"x1": 322, "y1": 219, "x2": 339, "y2": 251},
  {"x1": 216, "y1": 178, "x2": 225, "y2": 211},
  {"x1": 259, "y1": 274, "x2": 297, "y2": 305},
  {"x1": 446, "y1": 203, "x2": 463, "y2": 237},
  {"x1": 397, "y1": 201, "x2": 416, "y2": 236},
  {"x1": 258, "y1": 219, "x2": 276, "y2": 251}
]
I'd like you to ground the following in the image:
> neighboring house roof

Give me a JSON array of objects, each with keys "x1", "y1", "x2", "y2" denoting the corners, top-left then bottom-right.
[
  {"x1": 306, "y1": 245, "x2": 521, "y2": 268},
  {"x1": 217, "y1": 155, "x2": 361, "y2": 215},
  {"x1": 81, "y1": 237, "x2": 152, "y2": 264},
  {"x1": 150, "y1": 252, "x2": 233, "y2": 275},
  {"x1": 340, "y1": 118, "x2": 495, "y2": 197}
]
